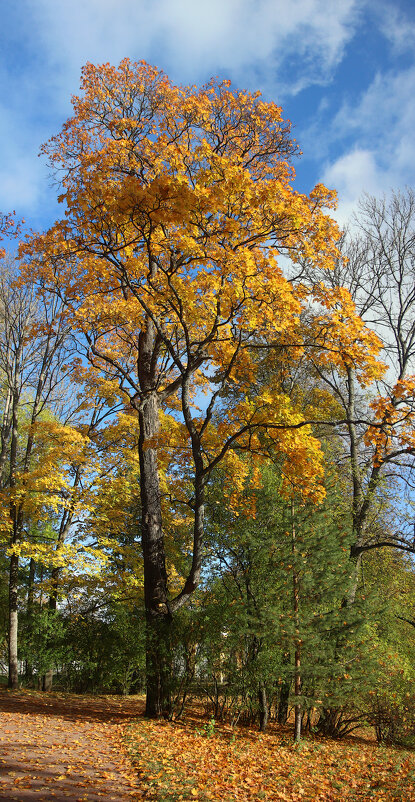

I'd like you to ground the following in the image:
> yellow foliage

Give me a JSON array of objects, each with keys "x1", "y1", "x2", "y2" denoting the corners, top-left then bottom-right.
[{"x1": 16, "y1": 61, "x2": 389, "y2": 589}]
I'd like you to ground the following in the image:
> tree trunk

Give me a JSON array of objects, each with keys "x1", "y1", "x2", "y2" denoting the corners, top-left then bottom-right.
[
  {"x1": 292, "y1": 502, "x2": 302, "y2": 743},
  {"x1": 39, "y1": 572, "x2": 59, "y2": 693},
  {"x1": 42, "y1": 465, "x2": 85, "y2": 692},
  {"x1": 144, "y1": 612, "x2": 172, "y2": 717},
  {"x1": 7, "y1": 337, "x2": 47, "y2": 690},
  {"x1": 277, "y1": 682, "x2": 290, "y2": 724},
  {"x1": 0, "y1": 386, "x2": 12, "y2": 487},
  {"x1": 8, "y1": 552, "x2": 19, "y2": 689},
  {"x1": 138, "y1": 317, "x2": 171, "y2": 718},
  {"x1": 293, "y1": 619, "x2": 302, "y2": 742},
  {"x1": 140, "y1": 391, "x2": 172, "y2": 716},
  {"x1": 258, "y1": 681, "x2": 269, "y2": 732},
  {"x1": 42, "y1": 670, "x2": 53, "y2": 692},
  {"x1": 347, "y1": 552, "x2": 363, "y2": 606},
  {"x1": 277, "y1": 650, "x2": 290, "y2": 724},
  {"x1": 8, "y1": 382, "x2": 20, "y2": 690},
  {"x1": 25, "y1": 557, "x2": 36, "y2": 683},
  {"x1": 293, "y1": 662, "x2": 302, "y2": 743}
]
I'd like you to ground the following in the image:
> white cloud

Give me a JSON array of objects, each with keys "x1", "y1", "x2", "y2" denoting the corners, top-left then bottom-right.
[
  {"x1": 322, "y1": 149, "x2": 381, "y2": 225},
  {"x1": 320, "y1": 65, "x2": 415, "y2": 224},
  {"x1": 0, "y1": 0, "x2": 363, "y2": 223},
  {"x1": 331, "y1": 66, "x2": 415, "y2": 141},
  {"x1": 373, "y1": 0, "x2": 415, "y2": 55},
  {"x1": 20, "y1": 0, "x2": 360, "y2": 95}
]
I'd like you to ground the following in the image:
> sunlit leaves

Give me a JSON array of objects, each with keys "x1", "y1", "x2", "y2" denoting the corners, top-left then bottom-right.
[{"x1": 126, "y1": 709, "x2": 415, "y2": 801}]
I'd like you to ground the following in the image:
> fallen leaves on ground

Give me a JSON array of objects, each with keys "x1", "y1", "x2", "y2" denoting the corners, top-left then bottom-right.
[
  {"x1": 3, "y1": 691, "x2": 415, "y2": 801},
  {"x1": 125, "y1": 710, "x2": 415, "y2": 801},
  {"x1": 0, "y1": 689, "x2": 143, "y2": 801}
]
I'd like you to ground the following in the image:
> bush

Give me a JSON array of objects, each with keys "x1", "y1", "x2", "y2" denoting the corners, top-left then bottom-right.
[{"x1": 367, "y1": 687, "x2": 415, "y2": 747}]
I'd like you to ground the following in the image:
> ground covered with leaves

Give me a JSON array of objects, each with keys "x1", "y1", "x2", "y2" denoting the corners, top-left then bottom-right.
[
  {"x1": 2, "y1": 691, "x2": 415, "y2": 801},
  {"x1": 125, "y1": 709, "x2": 415, "y2": 801},
  {"x1": 0, "y1": 689, "x2": 143, "y2": 800}
]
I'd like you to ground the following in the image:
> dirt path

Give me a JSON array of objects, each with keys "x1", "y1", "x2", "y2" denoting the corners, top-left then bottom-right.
[{"x1": 0, "y1": 689, "x2": 144, "y2": 801}]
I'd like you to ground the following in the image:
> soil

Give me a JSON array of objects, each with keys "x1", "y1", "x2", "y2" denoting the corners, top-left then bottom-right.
[{"x1": 0, "y1": 688, "x2": 144, "y2": 801}]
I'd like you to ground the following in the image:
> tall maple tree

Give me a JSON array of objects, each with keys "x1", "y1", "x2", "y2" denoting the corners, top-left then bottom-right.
[{"x1": 23, "y1": 60, "x2": 382, "y2": 715}]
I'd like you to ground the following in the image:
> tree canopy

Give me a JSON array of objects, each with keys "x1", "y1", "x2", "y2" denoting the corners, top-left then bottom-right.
[{"x1": 0, "y1": 63, "x2": 410, "y2": 733}]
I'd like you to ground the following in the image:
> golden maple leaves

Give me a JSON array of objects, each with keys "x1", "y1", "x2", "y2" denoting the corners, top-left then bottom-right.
[{"x1": 20, "y1": 60, "x2": 388, "y2": 510}]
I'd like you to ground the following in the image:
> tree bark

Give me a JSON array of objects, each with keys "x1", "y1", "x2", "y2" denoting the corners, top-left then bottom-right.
[
  {"x1": 140, "y1": 392, "x2": 172, "y2": 717},
  {"x1": 0, "y1": 386, "x2": 12, "y2": 487},
  {"x1": 25, "y1": 557, "x2": 36, "y2": 682},
  {"x1": 8, "y1": 552, "x2": 19, "y2": 689},
  {"x1": 138, "y1": 317, "x2": 172, "y2": 718},
  {"x1": 258, "y1": 681, "x2": 269, "y2": 732},
  {"x1": 8, "y1": 381, "x2": 20, "y2": 689},
  {"x1": 42, "y1": 670, "x2": 53, "y2": 692},
  {"x1": 292, "y1": 502, "x2": 302, "y2": 743}
]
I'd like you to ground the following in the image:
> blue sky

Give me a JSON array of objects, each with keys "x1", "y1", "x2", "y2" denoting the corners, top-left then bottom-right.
[{"x1": 1, "y1": 0, "x2": 415, "y2": 232}]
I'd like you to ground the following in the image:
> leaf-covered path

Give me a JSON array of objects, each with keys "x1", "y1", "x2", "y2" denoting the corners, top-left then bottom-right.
[{"x1": 0, "y1": 689, "x2": 143, "y2": 801}]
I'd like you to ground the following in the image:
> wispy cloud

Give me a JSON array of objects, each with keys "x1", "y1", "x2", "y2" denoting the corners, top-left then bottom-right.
[
  {"x1": 373, "y1": 0, "x2": 415, "y2": 54},
  {"x1": 322, "y1": 149, "x2": 381, "y2": 225},
  {"x1": 19, "y1": 0, "x2": 360, "y2": 93},
  {"x1": 3, "y1": 0, "x2": 415, "y2": 228},
  {"x1": 320, "y1": 62, "x2": 415, "y2": 223},
  {"x1": 0, "y1": 0, "x2": 363, "y2": 223}
]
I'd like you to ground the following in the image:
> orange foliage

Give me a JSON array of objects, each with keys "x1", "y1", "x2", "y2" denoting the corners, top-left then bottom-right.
[
  {"x1": 20, "y1": 60, "x2": 384, "y2": 508},
  {"x1": 127, "y1": 710, "x2": 415, "y2": 801},
  {"x1": 0, "y1": 210, "x2": 21, "y2": 257},
  {"x1": 365, "y1": 376, "x2": 415, "y2": 467}
]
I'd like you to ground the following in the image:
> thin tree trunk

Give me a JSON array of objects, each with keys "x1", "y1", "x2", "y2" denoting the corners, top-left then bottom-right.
[
  {"x1": 169, "y1": 372, "x2": 206, "y2": 613},
  {"x1": 258, "y1": 681, "x2": 269, "y2": 732},
  {"x1": 8, "y1": 553, "x2": 19, "y2": 689},
  {"x1": 43, "y1": 456, "x2": 87, "y2": 691},
  {"x1": 276, "y1": 650, "x2": 290, "y2": 724},
  {"x1": 25, "y1": 557, "x2": 36, "y2": 682},
  {"x1": 346, "y1": 365, "x2": 368, "y2": 605},
  {"x1": 41, "y1": 577, "x2": 59, "y2": 693},
  {"x1": 19, "y1": 333, "x2": 62, "y2": 692},
  {"x1": 292, "y1": 502, "x2": 302, "y2": 743},
  {"x1": 347, "y1": 552, "x2": 363, "y2": 606},
  {"x1": 293, "y1": 649, "x2": 302, "y2": 743},
  {"x1": 8, "y1": 381, "x2": 20, "y2": 689},
  {"x1": 0, "y1": 386, "x2": 12, "y2": 486}
]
